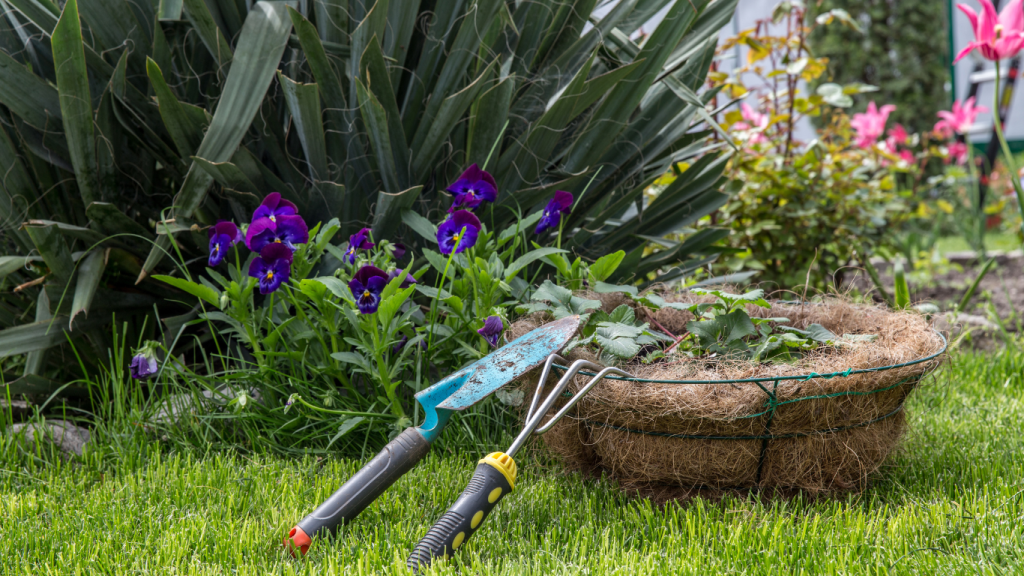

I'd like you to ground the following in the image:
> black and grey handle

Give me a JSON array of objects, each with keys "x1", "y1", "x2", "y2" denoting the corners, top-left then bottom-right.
[
  {"x1": 285, "y1": 427, "x2": 431, "y2": 555},
  {"x1": 406, "y1": 452, "x2": 517, "y2": 572}
]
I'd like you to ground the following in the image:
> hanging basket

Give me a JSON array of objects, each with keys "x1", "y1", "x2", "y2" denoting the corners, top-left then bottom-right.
[{"x1": 512, "y1": 298, "x2": 947, "y2": 496}]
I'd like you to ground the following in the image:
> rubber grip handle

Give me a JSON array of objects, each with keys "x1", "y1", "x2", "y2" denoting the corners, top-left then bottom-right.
[
  {"x1": 406, "y1": 454, "x2": 516, "y2": 572},
  {"x1": 286, "y1": 427, "x2": 431, "y2": 555}
]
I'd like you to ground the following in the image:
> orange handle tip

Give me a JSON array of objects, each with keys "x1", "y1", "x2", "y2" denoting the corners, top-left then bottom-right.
[{"x1": 285, "y1": 526, "x2": 312, "y2": 557}]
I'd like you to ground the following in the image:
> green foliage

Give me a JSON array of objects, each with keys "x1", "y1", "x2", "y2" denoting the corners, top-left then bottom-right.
[
  {"x1": 809, "y1": 0, "x2": 951, "y2": 134},
  {"x1": 516, "y1": 265, "x2": 670, "y2": 365},
  {"x1": 0, "y1": 0, "x2": 738, "y2": 395},
  {"x1": 673, "y1": 288, "x2": 847, "y2": 361},
  {"x1": 149, "y1": 207, "x2": 574, "y2": 437}
]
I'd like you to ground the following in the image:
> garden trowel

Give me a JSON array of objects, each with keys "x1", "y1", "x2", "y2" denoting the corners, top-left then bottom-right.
[{"x1": 285, "y1": 315, "x2": 580, "y2": 555}]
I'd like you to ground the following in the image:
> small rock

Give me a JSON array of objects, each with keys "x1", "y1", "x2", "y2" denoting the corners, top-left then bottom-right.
[
  {"x1": 933, "y1": 312, "x2": 1001, "y2": 342},
  {"x1": 0, "y1": 399, "x2": 30, "y2": 418},
  {"x1": 8, "y1": 419, "x2": 90, "y2": 457},
  {"x1": 150, "y1": 384, "x2": 263, "y2": 425}
]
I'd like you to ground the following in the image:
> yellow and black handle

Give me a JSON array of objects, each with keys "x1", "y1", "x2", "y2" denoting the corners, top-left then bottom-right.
[{"x1": 406, "y1": 452, "x2": 517, "y2": 572}]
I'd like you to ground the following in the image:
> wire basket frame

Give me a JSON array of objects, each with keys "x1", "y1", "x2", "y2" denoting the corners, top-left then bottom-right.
[{"x1": 550, "y1": 330, "x2": 948, "y2": 486}]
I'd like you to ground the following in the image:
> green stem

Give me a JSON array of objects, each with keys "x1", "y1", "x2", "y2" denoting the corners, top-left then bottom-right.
[
  {"x1": 426, "y1": 229, "x2": 462, "y2": 355},
  {"x1": 992, "y1": 61, "x2": 1024, "y2": 243},
  {"x1": 965, "y1": 142, "x2": 986, "y2": 256},
  {"x1": 291, "y1": 395, "x2": 397, "y2": 419},
  {"x1": 369, "y1": 318, "x2": 403, "y2": 418}
]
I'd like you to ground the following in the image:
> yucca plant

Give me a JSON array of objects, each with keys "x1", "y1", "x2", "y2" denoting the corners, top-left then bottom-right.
[{"x1": 0, "y1": 0, "x2": 737, "y2": 396}]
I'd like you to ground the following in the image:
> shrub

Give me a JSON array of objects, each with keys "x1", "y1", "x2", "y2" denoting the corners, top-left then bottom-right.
[{"x1": 705, "y1": 2, "x2": 933, "y2": 290}]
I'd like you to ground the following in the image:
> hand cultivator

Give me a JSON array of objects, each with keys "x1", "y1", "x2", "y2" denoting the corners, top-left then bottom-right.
[
  {"x1": 284, "y1": 316, "x2": 631, "y2": 570},
  {"x1": 405, "y1": 354, "x2": 630, "y2": 571}
]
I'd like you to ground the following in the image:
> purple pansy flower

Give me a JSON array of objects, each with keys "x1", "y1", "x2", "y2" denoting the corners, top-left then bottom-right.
[
  {"x1": 437, "y1": 210, "x2": 481, "y2": 255},
  {"x1": 248, "y1": 243, "x2": 294, "y2": 294},
  {"x1": 477, "y1": 316, "x2": 504, "y2": 348},
  {"x1": 391, "y1": 242, "x2": 407, "y2": 260},
  {"x1": 535, "y1": 190, "x2": 574, "y2": 234},
  {"x1": 130, "y1": 342, "x2": 159, "y2": 380},
  {"x1": 208, "y1": 221, "x2": 241, "y2": 267},
  {"x1": 446, "y1": 164, "x2": 498, "y2": 211},
  {"x1": 252, "y1": 192, "x2": 298, "y2": 224},
  {"x1": 344, "y1": 228, "x2": 375, "y2": 264},
  {"x1": 246, "y1": 215, "x2": 309, "y2": 252},
  {"x1": 388, "y1": 268, "x2": 417, "y2": 289},
  {"x1": 348, "y1": 265, "x2": 389, "y2": 314}
]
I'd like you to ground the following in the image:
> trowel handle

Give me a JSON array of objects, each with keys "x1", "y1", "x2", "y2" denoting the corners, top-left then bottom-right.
[
  {"x1": 406, "y1": 452, "x2": 517, "y2": 572},
  {"x1": 285, "y1": 427, "x2": 431, "y2": 555}
]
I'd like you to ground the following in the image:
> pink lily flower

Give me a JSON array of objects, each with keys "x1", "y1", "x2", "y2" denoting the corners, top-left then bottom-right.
[
  {"x1": 850, "y1": 102, "x2": 896, "y2": 149},
  {"x1": 934, "y1": 97, "x2": 988, "y2": 137},
  {"x1": 954, "y1": 0, "x2": 1024, "y2": 63}
]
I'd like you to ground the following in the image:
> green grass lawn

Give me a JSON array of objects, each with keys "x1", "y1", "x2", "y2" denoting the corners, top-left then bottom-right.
[
  {"x1": 3, "y1": 346, "x2": 1024, "y2": 575},
  {"x1": 934, "y1": 232, "x2": 1021, "y2": 255}
]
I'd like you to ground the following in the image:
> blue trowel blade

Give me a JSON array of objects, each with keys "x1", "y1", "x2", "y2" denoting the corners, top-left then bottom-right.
[{"x1": 413, "y1": 316, "x2": 579, "y2": 440}]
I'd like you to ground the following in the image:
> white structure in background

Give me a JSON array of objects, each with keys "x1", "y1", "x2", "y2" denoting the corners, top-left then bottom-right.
[
  {"x1": 950, "y1": 0, "x2": 1024, "y2": 145},
  {"x1": 715, "y1": 0, "x2": 817, "y2": 144},
  {"x1": 594, "y1": 0, "x2": 820, "y2": 144}
]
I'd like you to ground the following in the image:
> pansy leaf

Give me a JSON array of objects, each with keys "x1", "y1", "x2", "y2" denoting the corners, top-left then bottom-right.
[
  {"x1": 589, "y1": 250, "x2": 625, "y2": 283},
  {"x1": 311, "y1": 276, "x2": 354, "y2": 304},
  {"x1": 504, "y1": 247, "x2": 566, "y2": 281}
]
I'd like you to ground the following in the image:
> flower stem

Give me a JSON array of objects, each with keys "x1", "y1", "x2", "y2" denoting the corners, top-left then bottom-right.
[
  {"x1": 993, "y1": 61, "x2": 1024, "y2": 243},
  {"x1": 425, "y1": 229, "x2": 462, "y2": 356},
  {"x1": 965, "y1": 143, "x2": 986, "y2": 256}
]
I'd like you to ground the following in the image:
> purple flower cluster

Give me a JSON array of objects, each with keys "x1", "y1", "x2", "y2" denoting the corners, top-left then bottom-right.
[
  {"x1": 205, "y1": 193, "x2": 309, "y2": 295},
  {"x1": 245, "y1": 194, "x2": 309, "y2": 294}
]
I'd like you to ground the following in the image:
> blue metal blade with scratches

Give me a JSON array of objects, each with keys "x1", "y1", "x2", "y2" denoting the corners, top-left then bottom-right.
[{"x1": 414, "y1": 315, "x2": 579, "y2": 442}]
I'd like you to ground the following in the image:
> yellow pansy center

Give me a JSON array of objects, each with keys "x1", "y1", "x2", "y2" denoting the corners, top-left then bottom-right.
[
  {"x1": 452, "y1": 232, "x2": 460, "y2": 243},
  {"x1": 274, "y1": 238, "x2": 282, "y2": 243},
  {"x1": 270, "y1": 214, "x2": 277, "y2": 222},
  {"x1": 213, "y1": 244, "x2": 220, "y2": 253},
  {"x1": 266, "y1": 271, "x2": 274, "y2": 280},
  {"x1": 363, "y1": 290, "x2": 371, "y2": 298}
]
